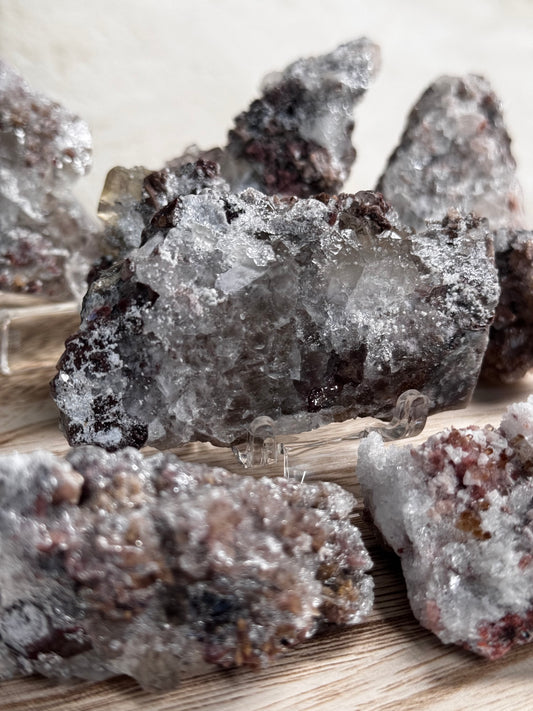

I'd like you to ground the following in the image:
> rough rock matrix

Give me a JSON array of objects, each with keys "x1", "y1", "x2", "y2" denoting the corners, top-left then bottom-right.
[
  {"x1": 481, "y1": 230, "x2": 533, "y2": 383},
  {"x1": 377, "y1": 74, "x2": 532, "y2": 381},
  {"x1": 0, "y1": 446, "x2": 372, "y2": 690},
  {"x1": 99, "y1": 38, "x2": 380, "y2": 258},
  {"x1": 377, "y1": 74, "x2": 524, "y2": 231},
  {"x1": 52, "y1": 189, "x2": 499, "y2": 451},
  {"x1": 0, "y1": 60, "x2": 101, "y2": 300},
  {"x1": 221, "y1": 37, "x2": 380, "y2": 197},
  {"x1": 98, "y1": 159, "x2": 227, "y2": 258},
  {"x1": 357, "y1": 396, "x2": 533, "y2": 659}
]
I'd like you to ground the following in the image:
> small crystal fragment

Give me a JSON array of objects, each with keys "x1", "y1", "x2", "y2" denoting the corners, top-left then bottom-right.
[
  {"x1": 98, "y1": 39, "x2": 380, "y2": 258},
  {"x1": 0, "y1": 60, "x2": 101, "y2": 300},
  {"x1": 0, "y1": 446, "x2": 372, "y2": 689},
  {"x1": 357, "y1": 396, "x2": 533, "y2": 659},
  {"x1": 377, "y1": 74, "x2": 525, "y2": 231},
  {"x1": 52, "y1": 190, "x2": 499, "y2": 451}
]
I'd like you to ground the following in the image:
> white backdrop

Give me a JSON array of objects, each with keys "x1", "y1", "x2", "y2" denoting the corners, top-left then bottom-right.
[{"x1": 1, "y1": 0, "x2": 532, "y2": 222}]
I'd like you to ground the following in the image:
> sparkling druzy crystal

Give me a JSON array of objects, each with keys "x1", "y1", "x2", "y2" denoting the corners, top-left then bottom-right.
[
  {"x1": 357, "y1": 396, "x2": 533, "y2": 659},
  {"x1": 0, "y1": 446, "x2": 372, "y2": 690},
  {"x1": 52, "y1": 189, "x2": 499, "y2": 451},
  {"x1": 376, "y1": 74, "x2": 533, "y2": 381},
  {"x1": 377, "y1": 74, "x2": 525, "y2": 231},
  {"x1": 0, "y1": 60, "x2": 100, "y2": 300},
  {"x1": 98, "y1": 39, "x2": 380, "y2": 258}
]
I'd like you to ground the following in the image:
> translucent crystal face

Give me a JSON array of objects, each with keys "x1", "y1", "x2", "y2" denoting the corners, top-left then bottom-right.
[
  {"x1": 52, "y1": 189, "x2": 499, "y2": 452},
  {"x1": 377, "y1": 74, "x2": 525, "y2": 232}
]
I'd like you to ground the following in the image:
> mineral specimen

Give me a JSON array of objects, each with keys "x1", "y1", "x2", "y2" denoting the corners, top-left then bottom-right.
[
  {"x1": 377, "y1": 74, "x2": 532, "y2": 382},
  {"x1": 0, "y1": 60, "x2": 100, "y2": 300},
  {"x1": 357, "y1": 396, "x2": 533, "y2": 659},
  {"x1": 377, "y1": 74, "x2": 525, "y2": 231},
  {"x1": 98, "y1": 159, "x2": 227, "y2": 257},
  {"x1": 52, "y1": 189, "x2": 499, "y2": 451},
  {"x1": 481, "y1": 230, "x2": 533, "y2": 383},
  {"x1": 0, "y1": 446, "x2": 372, "y2": 690},
  {"x1": 98, "y1": 38, "x2": 380, "y2": 258},
  {"x1": 221, "y1": 37, "x2": 380, "y2": 197}
]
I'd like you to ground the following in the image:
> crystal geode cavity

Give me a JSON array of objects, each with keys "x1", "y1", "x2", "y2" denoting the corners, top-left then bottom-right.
[
  {"x1": 377, "y1": 74, "x2": 524, "y2": 231},
  {"x1": 52, "y1": 189, "x2": 499, "y2": 451},
  {"x1": 0, "y1": 60, "x2": 100, "y2": 300},
  {"x1": 98, "y1": 38, "x2": 380, "y2": 258},
  {"x1": 357, "y1": 396, "x2": 533, "y2": 659},
  {"x1": 0, "y1": 446, "x2": 372, "y2": 690}
]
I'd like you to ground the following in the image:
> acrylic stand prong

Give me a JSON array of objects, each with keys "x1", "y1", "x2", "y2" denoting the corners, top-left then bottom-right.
[{"x1": 233, "y1": 389, "x2": 430, "y2": 481}]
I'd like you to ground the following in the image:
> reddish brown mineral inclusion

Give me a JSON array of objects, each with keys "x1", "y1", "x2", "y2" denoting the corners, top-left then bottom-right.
[
  {"x1": 0, "y1": 447, "x2": 373, "y2": 689},
  {"x1": 358, "y1": 397, "x2": 533, "y2": 659}
]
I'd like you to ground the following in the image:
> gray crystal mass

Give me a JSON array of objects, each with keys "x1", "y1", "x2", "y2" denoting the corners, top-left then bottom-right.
[
  {"x1": 377, "y1": 74, "x2": 533, "y2": 381},
  {"x1": 99, "y1": 38, "x2": 380, "y2": 258},
  {"x1": 0, "y1": 60, "x2": 101, "y2": 300},
  {"x1": 481, "y1": 229, "x2": 533, "y2": 383},
  {"x1": 0, "y1": 446, "x2": 372, "y2": 690},
  {"x1": 221, "y1": 37, "x2": 380, "y2": 197},
  {"x1": 357, "y1": 396, "x2": 533, "y2": 659},
  {"x1": 377, "y1": 74, "x2": 524, "y2": 231},
  {"x1": 52, "y1": 189, "x2": 499, "y2": 451}
]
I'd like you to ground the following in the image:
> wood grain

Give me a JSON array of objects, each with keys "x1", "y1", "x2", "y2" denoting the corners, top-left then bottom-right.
[{"x1": 1, "y1": 332, "x2": 532, "y2": 710}]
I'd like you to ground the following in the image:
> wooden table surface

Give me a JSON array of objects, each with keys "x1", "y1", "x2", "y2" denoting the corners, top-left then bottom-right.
[{"x1": 1, "y1": 334, "x2": 532, "y2": 711}]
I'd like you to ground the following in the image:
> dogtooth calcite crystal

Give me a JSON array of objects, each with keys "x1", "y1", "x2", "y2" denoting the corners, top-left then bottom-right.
[
  {"x1": 98, "y1": 38, "x2": 380, "y2": 258},
  {"x1": 52, "y1": 188, "x2": 499, "y2": 451},
  {"x1": 0, "y1": 60, "x2": 101, "y2": 300},
  {"x1": 377, "y1": 73, "x2": 533, "y2": 382},
  {"x1": 357, "y1": 396, "x2": 533, "y2": 659},
  {"x1": 0, "y1": 446, "x2": 373, "y2": 690}
]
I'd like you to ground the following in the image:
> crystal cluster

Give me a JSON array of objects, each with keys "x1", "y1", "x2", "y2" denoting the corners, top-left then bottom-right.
[
  {"x1": 52, "y1": 189, "x2": 499, "y2": 451},
  {"x1": 98, "y1": 38, "x2": 380, "y2": 258},
  {"x1": 221, "y1": 37, "x2": 380, "y2": 197},
  {"x1": 377, "y1": 74, "x2": 524, "y2": 231},
  {"x1": 0, "y1": 60, "x2": 100, "y2": 300},
  {"x1": 377, "y1": 74, "x2": 533, "y2": 381},
  {"x1": 0, "y1": 446, "x2": 372, "y2": 690},
  {"x1": 98, "y1": 159, "x2": 227, "y2": 258},
  {"x1": 357, "y1": 396, "x2": 533, "y2": 659},
  {"x1": 482, "y1": 229, "x2": 533, "y2": 383}
]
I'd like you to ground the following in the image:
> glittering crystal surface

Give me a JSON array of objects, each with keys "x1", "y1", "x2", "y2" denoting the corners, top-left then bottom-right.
[
  {"x1": 481, "y1": 230, "x2": 533, "y2": 382},
  {"x1": 0, "y1": 60, "x2": 100, "y2": 300},
  {"x1": 357, "y1": 396, "x2": 533, "y2": 659},
  {"x1": 377, "y1": 74, "x2": 524, "y2": 231},
  {"x1": 98, "y1": 159, "x2": 227, "y2": 258},
  {"x1": 52, "y1": 189, "x2": 499, "y2": 451},
  {"x1": 0, "y1": 446, "x2": 372, "y2": 690},
  {"x1": 98, "y1": 39, "x2": 380, "y2": 258},
  {"x1": 377, "y1": 74, "x2": 532, "y2": 382}
]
